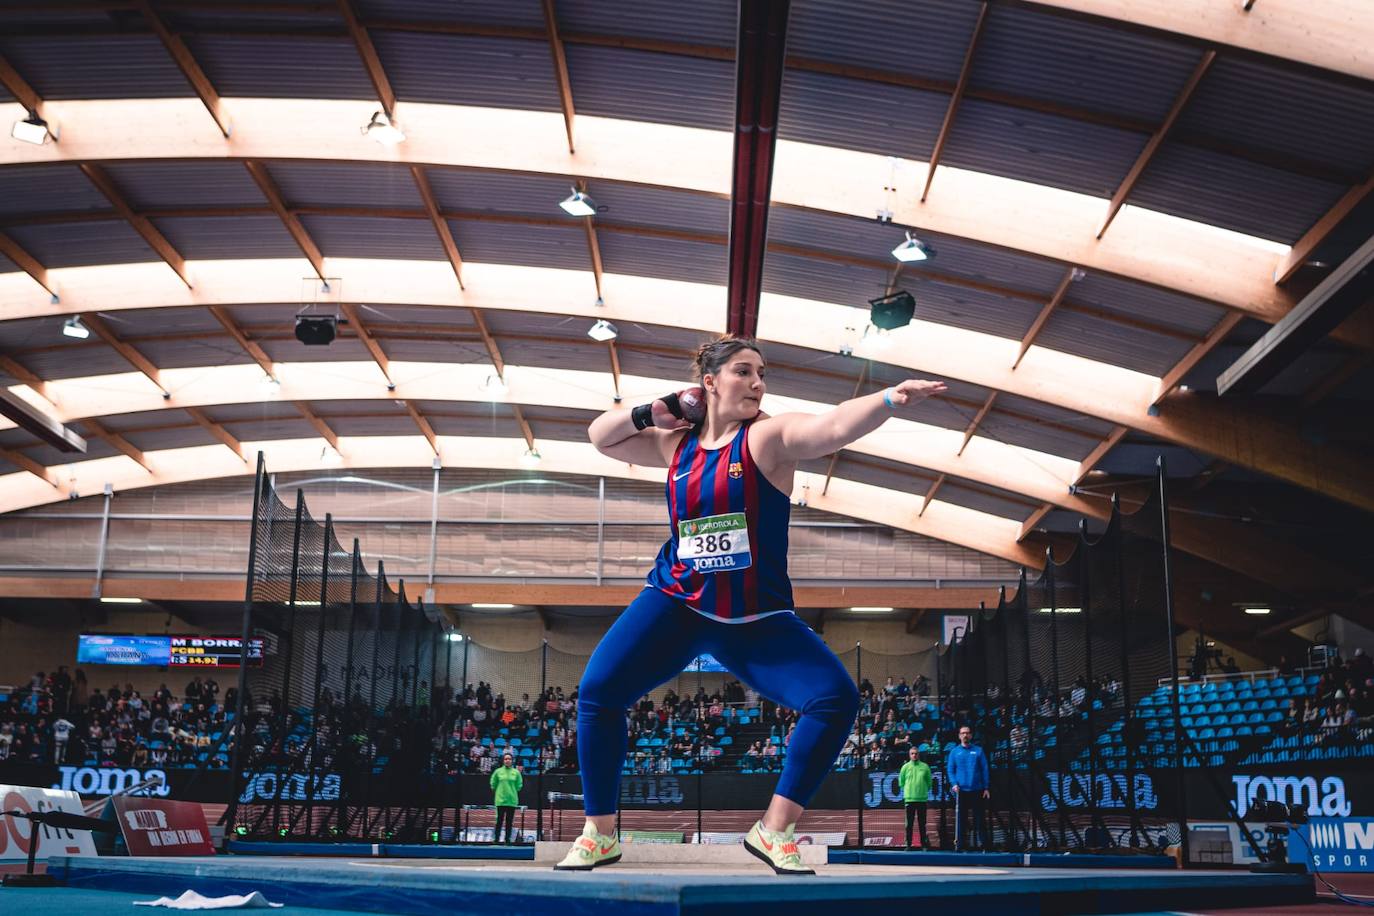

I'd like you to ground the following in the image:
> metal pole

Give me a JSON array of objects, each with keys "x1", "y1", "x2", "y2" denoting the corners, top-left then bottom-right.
[
  {"x1": 339, "y1": 541, "x2": 361, "y2": 838},
  {"x1": 363, "y1": 562, "x2": 385, "y2": 838},
  {"x1": 1157, "y1": 457, "x2": 1190, "y2": 867},
  {"x1": 223, "y1": 454, "x2": 266, "y2": 844},
  {"x1": 696, "y1": 659, "x2": 702, "y2": 844},
  {"x1": 427, "y1": 457, "x2": 440, "y2": 597},
  {"x1": 305, "y1": 514, "x2": 332, "y2": 838},
  {"x1": 90, "y1": 483, "x2": 113, "y2": 599},
  {"x1": 1079, "y1": 521, "x2": 1102, "y2": 848},
  {"x1": 1114, "y1": 494, "x2": 1141, "y2": 848},
  {"x1": 538, "y1": 638, "x2": 547, "y2": 842},
  {"x1": 596, "y1": 477, "x2": 605, "y2": 585},
  {"x1": 1045, "y1": 552, "x2": 1073, "y2": 849},
  {"x1": 856, "y1": 641, "x2": 863, "y2": 848}
]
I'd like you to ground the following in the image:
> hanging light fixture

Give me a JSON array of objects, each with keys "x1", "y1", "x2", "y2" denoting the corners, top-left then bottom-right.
[
  {"x1": 362, "y1": 110, "x2": 405, "y2": 146},
  {"x1": 11, "y1": 110, "x2": 53, "y2": 145},
  {"x1": 587, "y1": 319, "x2": 618, "y2": 341},
  {"x1": 891, "y1": 231, "x2": 933, "y2": 263},
  {"x1": 559, "y1": 187, "x2": 596, "y2": 217},
  {"x1": 62, "y1": 316, "x2": 90, "y2": 339}
]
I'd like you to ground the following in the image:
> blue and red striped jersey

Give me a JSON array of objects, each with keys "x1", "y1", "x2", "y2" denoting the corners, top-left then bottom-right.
[{"x1": 646, "y1": 420, "x2": 794, "y2": 622}]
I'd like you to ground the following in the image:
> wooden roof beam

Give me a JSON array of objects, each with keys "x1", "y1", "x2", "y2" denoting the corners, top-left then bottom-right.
[
  {"x1": 1154, "y1": 311, "x2": 1244, "y2": 403},
  {"x1": 580, "y1": 183, "x2": 604, "y2": 301},
  {"x1": 1274, "y1": 167, "x2": 1374, "y2": 285},
  {"x1": 469, "y1": 309, "x2": 506, "y2": 378},
  {"x1": 79, "y1": 312, "x2": 169, "y2": 398},
  {"x1": 207, "y1": 305, "x2": 275, "y2": 380},
  {"x1": 338, "y1": 302, "x2": 393, "y2": 388},
  {"x1": 541, "y1": 0, "x2": 577, "y2": 154},
  {"x1": 0, "y1": 50, "x2": 42, "y2": 116},
  {"x1": 81, "y1": 416, "x2": 152, "y2": 473},
  {"x1": 243, "y1": 160, "x2": 326, "y2": 281},
  {"x1": 294, "y1": 400, "x2": 341, "y2": 452},
  {"x1": 0, "y1": 231, "x2": 56, "y2": 299},
  {"x1": 412, "y1": 165, "x2": 465, "y2": 289},
  {"x1": 1014, "y1": 267, "x2": 1079, "y2": 369},
  {"x1": 0, "y1": 446, "x2": 59, "y2": 488},
  {"x1": 1098, "y1": 50, "x2": 1215, "y2": 238},
  {"x1": 0, "y1": 387, "x2": 86, "y2": 453},
  {"x1": 958, "y1": 392, "x2": 997, "y2": 456},
  {"x1": 921, "y1": 2, "x2": 988, "y2": 202},
  {"x1": 79, "y1": 163, "x2": 191, "y2": 288},
  {"x1": 400, "y1": 399, "x2": 438, "y2": 454},
  {"x1": 1017, "y1": 424, "x2": 1127, "y2": 542},
  {"x1": 606, "y1": 338, "x2": 622, "y2": 401},
  {"x1": 338, "y1": 0, "x2": 397, "y2": 119},
  {"x1": 183, "y1": 406, "x2": 246, "y2": 462},
  {"x1": 918, "y1": 474, "x2": 946, "y2": 518},
  {"x1": 905, "y1": 608, "x2": 927, "y2": 634},
  {"x1": 0, "y1": 353, "x2": 56, "y2": 406},
  {"x1": 135, "y1": 0, "x2": 230, "y2": 137},
  {"x1": 822, "y1": 360, "x2": 868, "y2": 496}
]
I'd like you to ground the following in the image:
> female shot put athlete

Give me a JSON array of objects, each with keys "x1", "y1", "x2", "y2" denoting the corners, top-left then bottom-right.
[{"x1": 555, "y1": 335, "x2": 946, "y2": 874}]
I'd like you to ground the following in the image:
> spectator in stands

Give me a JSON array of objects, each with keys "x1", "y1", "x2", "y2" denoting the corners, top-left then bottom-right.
[
  {"x1": 490, "y1": 751, "x2": 523, "y2": 845},
  {"x1": 900, "y1": 745, "x2": 932, "y2": 850},
  {"x1": 914, "y1": 674, "x2": 930, "y2": 697},
  {"x1": 1221, "y1": 656, "x2": 1240, "y2": 675},
  {"x1": 947, "y1": 725, "x2": 990, "y2": 852},
  {"x1": 51, "y1": 714, "x2": 74, "y2": 763}
]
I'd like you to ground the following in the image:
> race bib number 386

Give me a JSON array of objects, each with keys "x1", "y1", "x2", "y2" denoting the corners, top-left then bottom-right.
[{"x1": 677, "y1": 512, "x2": 752, "y2": 572}]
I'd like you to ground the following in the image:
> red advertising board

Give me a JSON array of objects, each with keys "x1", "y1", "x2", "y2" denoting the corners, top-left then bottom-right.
[{"x1": 112, "y1": 797, "x2": 215, "y2": 856}]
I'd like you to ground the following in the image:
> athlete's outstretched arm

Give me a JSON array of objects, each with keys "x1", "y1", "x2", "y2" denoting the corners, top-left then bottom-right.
[{"x1": 760, "y1": 379, "x2": 947, "y2": 462}]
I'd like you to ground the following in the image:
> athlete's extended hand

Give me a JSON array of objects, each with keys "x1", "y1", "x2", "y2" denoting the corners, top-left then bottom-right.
[{"x1": 885, "y1": 379, "x2": 947, "y2": 407}]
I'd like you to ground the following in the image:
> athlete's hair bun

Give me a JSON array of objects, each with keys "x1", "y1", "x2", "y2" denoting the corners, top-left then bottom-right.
[{"x1": 692, "y1": 335, "x2": 763, "y2": 381}]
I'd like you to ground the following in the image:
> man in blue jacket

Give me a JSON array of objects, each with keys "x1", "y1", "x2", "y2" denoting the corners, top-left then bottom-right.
[{"x1": 946, "y1": 725, "x2": 990, "y2": 851}]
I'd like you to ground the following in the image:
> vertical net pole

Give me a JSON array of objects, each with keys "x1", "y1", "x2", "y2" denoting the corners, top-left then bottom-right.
[
  {"x1": 271, "y1": 495, "x2": 306, "y2": 838},
  {"x1": 1114, "y1": 495, "x2": 1141, "y2": 848},
  {"x1": 1079, "y1": 522, "x2": 1102, "y2": 847},
  {"x1": 1157, "y1": 457, "x2": 1190, "y2": 866},
  {"x1": 224, "y1": 454, "x2": 266, "y2": 844},
  {"x1": 856, "y1": 641, "x2": 864, "y2": 848},
  {"x1": 305, "y1": 514, "x2": 333, "y2": 838},
  {"x1": 363, "y1": 561, "x2": 385, "y2": 839},
  {"x1": 538, "y1": 638, "x2": 547, "y2": 841}
]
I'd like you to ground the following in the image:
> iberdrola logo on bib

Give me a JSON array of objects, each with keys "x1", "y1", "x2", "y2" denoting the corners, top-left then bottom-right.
[{"x1": 684, "y1": 521, "x2": 699, "y2": 536}]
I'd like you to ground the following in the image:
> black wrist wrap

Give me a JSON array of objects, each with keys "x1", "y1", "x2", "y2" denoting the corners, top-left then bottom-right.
[
  {"x1": 659, "y1": 391, "x2": 685, "y2": 419},
  {"x1": 631, "y1": 403, "x2": 654, "y2": 430}
]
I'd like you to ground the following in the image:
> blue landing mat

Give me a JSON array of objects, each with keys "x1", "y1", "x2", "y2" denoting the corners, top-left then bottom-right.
[
  {"x1": 829, "y1": 850, "x2": 1175, "y2": 869},
  {"x1": 227, "y1": 840, "x2": 534, "y2": 859},
  {"x1": 46, "y1": 854, "x2": 1314, "y2": 916}
]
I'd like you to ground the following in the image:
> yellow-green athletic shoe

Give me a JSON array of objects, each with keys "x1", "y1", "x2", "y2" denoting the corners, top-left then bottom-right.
[
  {"x1": 744, "y1": 820, "x2": 814, "y2": 875},
  {"x1": 553, "y1": 823, "x2": 622, "y2": 871}
]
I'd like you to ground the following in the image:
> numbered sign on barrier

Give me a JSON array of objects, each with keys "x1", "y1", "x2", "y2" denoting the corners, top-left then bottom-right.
[{"x1": 0, "y1": 785, "x2": 99, "y2": 863}]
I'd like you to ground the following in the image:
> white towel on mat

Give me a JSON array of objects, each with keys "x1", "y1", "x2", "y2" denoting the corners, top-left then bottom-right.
[{"x1": 134, "y1": 890, "x2": 284, "y2": 909}]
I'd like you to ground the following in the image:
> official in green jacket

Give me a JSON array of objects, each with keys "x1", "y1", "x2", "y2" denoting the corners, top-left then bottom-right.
[
  {"x1": 899, "y1": 745, "x2": 933, "y2": 850},
  {"x1": 490, "y1": 752, "x2": 523, "y2": 844}
]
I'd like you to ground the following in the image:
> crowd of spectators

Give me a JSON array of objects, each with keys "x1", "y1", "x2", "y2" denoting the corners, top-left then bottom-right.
[
  {"x1": 0, "y1": 667, "x2": 234, "y2": 769},
  {"x1": 1282, "y1": 649, "x2": 1374, "y2": 740}
]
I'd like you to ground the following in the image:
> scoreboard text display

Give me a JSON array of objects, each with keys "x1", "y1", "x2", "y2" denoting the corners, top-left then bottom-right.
[
  {"x1": 169, "y1": 636, "x2": 264, "y2": 667},
  {"x1": 77, "y1": 634, "x2": 263, "y2": 667}
]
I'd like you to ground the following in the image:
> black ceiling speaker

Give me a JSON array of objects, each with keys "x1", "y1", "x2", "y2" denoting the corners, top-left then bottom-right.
[
  {"x1": 868, "y1": 290, "x2": 915, "y2": 330},
  {"x1": 295, "y1": 315, "x2": 337, "y2": 346}
]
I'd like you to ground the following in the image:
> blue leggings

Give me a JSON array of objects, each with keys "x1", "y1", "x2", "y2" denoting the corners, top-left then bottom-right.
[{"x1": 577, "y1": 588, "x2": 860, "y2": 816}]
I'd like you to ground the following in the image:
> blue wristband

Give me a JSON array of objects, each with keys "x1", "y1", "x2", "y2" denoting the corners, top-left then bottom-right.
[{"x1": 883, "y1": 388, "x2": 896, "y2": 409}]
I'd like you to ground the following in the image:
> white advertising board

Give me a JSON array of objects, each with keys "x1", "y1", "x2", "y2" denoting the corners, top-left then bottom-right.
[{"x1": 0, "y1": 785, "x2": 100, "y2": 863}]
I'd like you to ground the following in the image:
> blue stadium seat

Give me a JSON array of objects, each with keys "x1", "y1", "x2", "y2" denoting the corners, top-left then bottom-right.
[
  {"x1": 1194, "y1": 715, "x2": 1211, "y2": 727},
  {"x1": 1246, "y1": 712, "x2": 1264, "y2": 724},
  {"x1": 1286, "y1": 675, "x2": 1304, "y2": 688},
  {"x1": 1266, "y1": 711, "x2": 1284, "y2": 723},
  {"x1": 1222, "y1": 701, "x2": 1241, "y2": 712},
  {"x1": 1305, "y1": 674, "x2": 1320, "y2": 686},
  {"x1": 1241, "y1": 700, "x2": 1259, "y2": 712},
  {"x1": 1216, "y1": 727, "x2": 1234, "y2": 738},
  {"x1": 1260, "y1": 699, "x2": 1278, "y2": 711},
  {"x1": 1206, "y1": 702, "x2": 1224, "y2": 714}
]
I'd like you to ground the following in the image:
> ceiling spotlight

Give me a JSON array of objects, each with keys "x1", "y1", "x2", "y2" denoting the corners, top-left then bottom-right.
[
  {"x1": 295, "y1": 315, "x2": 337, "y2": 346},
  {"x1": 848, "y1": 606, "x2": 894, "y2": 613},
  {"x1": 559, "y1": 187, "x2": 596, "y2": 217},
  {"x1": 891, "y1": 231, "x2": 933, "y2": 263},
  {"x1": 446, "y1": 632, "x2": 464, "y2": 642},
  {"x1": 587, "y1": 319, "x2": 618, "y2": 342},
  {"x1": 519, "y1": 446, "x2": 542, "y2": 468},
  {"x1": 11, "y1": 110, "x2": 53, "y2": 145},
  {"x1": 362, "y1": 110, "x2": 405, "y2": 146},
  {"x1": 99, "y1": 597, "x2": 143, "y2": 604},
  {"x1": 62, "y1": 316, "x2": 91, "y2": 339},
  {"x1": 868, "y1": 290, "x2": 915, "y2": 331},
  {"x1": 1243, "y1": 606, "x2": 1271, "y2": 615},
  {"x1": 480, "y1": 374, "x2": 508, "y2": 398}
]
